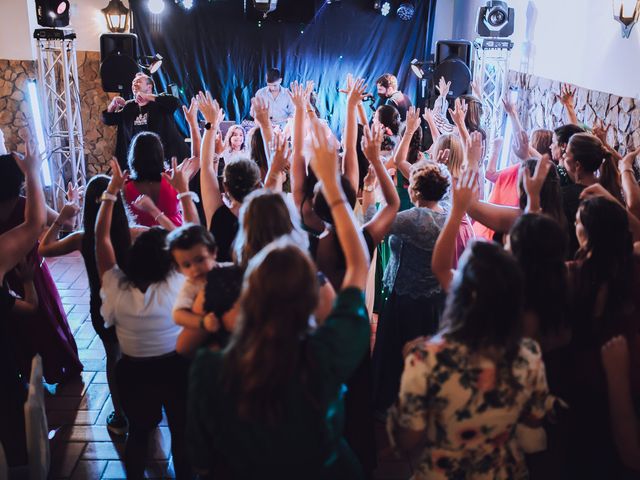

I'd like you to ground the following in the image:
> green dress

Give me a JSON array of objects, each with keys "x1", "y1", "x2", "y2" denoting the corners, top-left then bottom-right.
[{"x1": 187, "y1": 288, "x2": 370, "y2": 479}]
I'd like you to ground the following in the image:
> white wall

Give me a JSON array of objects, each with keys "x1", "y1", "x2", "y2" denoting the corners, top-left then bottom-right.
[
  {"x1": 451, "y1": 0, "x2": 640, "y2": 99},
  {"x1": 0, "y1": 0, "x2": 123, "y2": 60}
]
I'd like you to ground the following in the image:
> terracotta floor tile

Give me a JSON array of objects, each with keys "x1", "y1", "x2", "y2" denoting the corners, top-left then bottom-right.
[
  {"x1": 67, "y1": 425, "x2": 114, "y2": 442},
  {"x1": 82, "y1": 442, "x2": 125, "y2": 461},
  {"x1": 50, "y1": 442, "x2": 86, "y2": 478},
  {"x1": 78, "y1": 383, "x2": 110, "y2": 411},
  {"x1": 70, "y1": 460, "x2": 108, "y2": 480},
  {"x1": 48, "y1": 410, "x2": 101, "y2": 428}
]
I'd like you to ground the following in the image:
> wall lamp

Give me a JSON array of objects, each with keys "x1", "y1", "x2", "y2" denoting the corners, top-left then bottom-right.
[{"x1": 613, "y1": 0, "x2": 640, "y2": 38}]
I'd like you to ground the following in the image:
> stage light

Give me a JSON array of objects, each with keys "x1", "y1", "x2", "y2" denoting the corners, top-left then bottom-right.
[
  {"x1": 27, "y1": 80, "x2": 52, "y2": 187},
  {"x1": 148, "y1": 0, "x2": 165, "y2": 14},
  {"x1": 139, "y1": 54, "x2": 163, "y2": 74},
  {"x1": 613, "y1": 0, "x2": 640, "y2": 38},
  {"x1": 101, "y1": 0, "x2": 130, "y2": 33},
  {"x1": 476, "y1": 1, "x2": 515, "y2": 38},
  {"x1": 184, "y1": 0, "x2": 193, "y2": 8},
  {"x1": 253, "y1": 0, "x2": 278, "y2": 18},
  {"x1": 397, "y1": 1, "x2": 415, "y2": 20},
  {"x1": 35, "y1": 0, "x2": 70, "y2": 28},
  {"x1": 380, "y1": 1, "x2": 391, "y2": 16},
  {"x1": 410, "y1": 58, "x2": 426, "y2": 79}
]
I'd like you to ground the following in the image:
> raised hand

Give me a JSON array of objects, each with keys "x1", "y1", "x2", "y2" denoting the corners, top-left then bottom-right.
[
  {"x1": 108, "y1": 96, "x2": 126, "y2": 113},
  {"x1": 405, "y1": 106, "x2": 422, "y2": 135},
  {"x1": 422, "y1": 108, "x2": 435, "y2": 123},
  {"x1": 465, "y1": 131, "x2": 484, "y2": 169},
  {"x1": 501, "y1": 96, "x2": 516, "y2": 116},
  {"x1": 251, "y1": 95, "x2": 270, "y2": 125},
  {"x1": 290, "y1": 80, "x2": 306, "y2": 110},
  {"x1": 361, "y1": 123, "x2": 384, "y2": 164},
  {"x1": 270, "y1": 132, "x2": 291, "y2": 174},
  {"x1": 162, "y1": 156, "x2": 197, "y2": 194},
  {"x1": 436, "y1": 148, "x2": 450, "y2": 166},
  {"x1": 436, "y1": 76, "x2": 451, "y2": 98},
  {"x1": 182, "y1": 97, "x2": 199, "y2": 126},
  {"x1": 470, "y1": 80, "x2": 482, "y2": 99},
  {"x1": 107, "y1": 158, "x2": 128, "y2": 194},
  {"x1": 619, "y1": 146, "x2": 640, "y2": 172},
  {"x1": 592, "y1": 119, "x2": 610, "y2": 145},
  {"x1": 13, "y1": 141, "x2": 42, "y2": 175},
  {"x1": 490, "y1": 136, "x2": 504, "y2": 156},
  {"x1": 363, "y1": 165, "x2": 377, "y2": 190},
  {"x1": 197, "y1": 91, "x2": 224, "y2": 127},
  {"x1": 448, "y1": 97, "x2": 468, "y2": 126},
  {"x1": 558, "y1": 83, "x2": 576, "y2": 108},
  {"x1": 523, "y1": 154, "x2": 553, "y2": 211},
  {"x1": 132, "y1": 194, "x2": 158, "y2": 214},
  {"x1": 452, "y1": 168, "x2": 478, "y2": 214},
  {"x1": 308, "y1": 117, "x2": 340, "y2": 184},
  {"x1": 512, "y1": 130, "x2": 531, "y2": 159},
  {"x1": 347, "y1": 76, "x2": 368, "y2": 107}
]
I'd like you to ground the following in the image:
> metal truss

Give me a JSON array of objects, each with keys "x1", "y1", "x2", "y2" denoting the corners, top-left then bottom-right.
[
  {"x1": 472, "y1": 37, "x2": 514, "y2": 143},
  {"x1": 34, "y1": 28, "x2": 86, "y2": 211}
]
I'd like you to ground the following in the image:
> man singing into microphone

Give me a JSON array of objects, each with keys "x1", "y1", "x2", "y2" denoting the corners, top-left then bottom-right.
[
  {"x1": 102, "y1": 72, "x2": 188, "y2": 170},
  {"x1": 375, "y1": 73, "x2": 412, "y2": 121}
]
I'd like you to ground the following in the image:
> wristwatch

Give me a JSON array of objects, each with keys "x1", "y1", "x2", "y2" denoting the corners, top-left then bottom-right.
[
  {"x1": 364, "y1": 184, "x2": 375, "y2": 192},
  {"x1": 204, "y1": 122, "x2": 212, "y2": 130}
]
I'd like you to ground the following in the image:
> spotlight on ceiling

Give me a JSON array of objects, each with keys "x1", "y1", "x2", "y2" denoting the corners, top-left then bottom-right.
[
  {"x1": 380, "y1": 1, "x2": 391, "y2": 16},
  {"x1": 253, "y1": 0, "x2": 278, "y2": 18},
  {"x1": 397, "y1": 1, "x2": 415, "y2": 21},
  {"x1": 180, "y1": 0, "x2": 194, "y2": 9},
  {"x1": 139, "y1": 53, "x2": 163, "y2": 74},
  {"x1": 148, "y1": 0, "x2": 165, "y2": 14}
]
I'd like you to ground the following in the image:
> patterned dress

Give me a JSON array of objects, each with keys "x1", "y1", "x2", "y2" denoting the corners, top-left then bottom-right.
[{"x1": 388, "y1": 335, "x2": 555, "y2": 480}]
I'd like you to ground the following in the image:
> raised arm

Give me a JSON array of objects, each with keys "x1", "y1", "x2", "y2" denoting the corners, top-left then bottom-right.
[
  {"x1": 619, "y1": 148, "x2": 640, "y2": 219},
  {"x1": 432, "y1": 169, "x2": 478, "y2": 292},
  {"x1": 449, "y1": 97, "x2": 470, "y2": 146},
  {"x1": 39, "y1": 201, "x2": 83, "y2": 258},
  {"x1": 197, "y1": 91, "x2": 224, "y2": 228},
  {"x1": 558, "y1": 84, "x2": 579, "y2": 126},
  {"x1": 485, "y1": 137, "x2": 504, "y2": 183},
  {"x1": 0, "y1": 145, "x2": 46, "y2": 280},
  {"x1": 290, "y1": 81, "x2": 312, "y2": 209},
  {"x1": 252, "y1": 96, "x2": 274, "y2": 165},
  {"x1": 523, "y1": 154, "x2": 553, "y2": 214},
  {"x1": 133, "y1": 194, "x2": 178, "y2": 231},
  {"x1": 362, "y1": 123, "x2": 400, "y2": 245},
  {"x1": 308, "y1": 118, "x2": 370, "y2": 291},
  {"x1": 422, "y1": 107, "x2": 441, "y2": 143},
  {"x1": 264, "y1": 132, "x2": 291, "y2": 192},
  {"x1": 343, "y1": 75, "x2": 368, "y2": 192},
  {"x1": 393, "y1": 106, "x2": 422, "y2": 178},
  {"x1": 163, "y1": 156, "x2": 201, "y2": 225},
  {"x1": 183, "y1": 97, "x2": 201, "y2": 159},
  {"x1": 502, "y1": 96, "x2": 524, "y2": 136},
  {"x1": 96, "y1": 159, "x2": 128, "y2": 280}
]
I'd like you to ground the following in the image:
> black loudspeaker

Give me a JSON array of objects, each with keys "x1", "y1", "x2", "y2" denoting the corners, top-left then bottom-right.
[
  {"x1": 35, "y1": 0, "x2": 70, "y2": 28},
  {"x1": 100, "y1": 33, "x2": 139, "y2": 96},
  {"x1": 433, "y1": 40, "x2": 473, "y2": 99}
]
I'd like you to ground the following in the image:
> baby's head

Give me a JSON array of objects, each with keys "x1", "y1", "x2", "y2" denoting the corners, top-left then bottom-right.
[{"x1": 167, "y1": 224, "x2": 217, "y2": 281}]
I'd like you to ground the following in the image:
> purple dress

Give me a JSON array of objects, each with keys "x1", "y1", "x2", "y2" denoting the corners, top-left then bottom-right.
[{"x1": 1, "y1": 197, "x2": 82, "y2": 383}]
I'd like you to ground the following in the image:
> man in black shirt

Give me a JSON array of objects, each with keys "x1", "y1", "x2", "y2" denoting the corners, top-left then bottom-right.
[
  {"x1": 102, "y1": 73, "x2": 188, "y2": 170},
  {"x1": 375, "y1": 73, "x2": 412, "y2": 121}
]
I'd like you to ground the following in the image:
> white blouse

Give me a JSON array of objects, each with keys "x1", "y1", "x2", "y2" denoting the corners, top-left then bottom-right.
[{"x1": 100, "y1": 266, "x2": 184, "y2": 358}]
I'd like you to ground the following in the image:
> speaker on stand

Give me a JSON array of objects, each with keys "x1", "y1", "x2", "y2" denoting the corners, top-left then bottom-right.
[{"x1": 99, "y1": 33, "x2": 139, "y2": 97}]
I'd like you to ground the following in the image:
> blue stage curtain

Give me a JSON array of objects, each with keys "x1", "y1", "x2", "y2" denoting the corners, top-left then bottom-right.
[{"x1": 130, "y1": 0, "x2": 433, "y2": 134}]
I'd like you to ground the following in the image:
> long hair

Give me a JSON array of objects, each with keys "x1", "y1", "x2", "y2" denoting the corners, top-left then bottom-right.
[
  {"x1": 400, "y1": 122, "x2": 423, "y2": 165},
  {"x1": 128, "y1": 131, "x2": 165, "y2": 182},
  {"x1": 441, "y1": 241, "x2": 524, "y2": 383},
  {"x1": 518, "y1": 159, "x2": 566, "y2": 230},
  {"x1": 573, "y1": 197, "x2": 634, "y2": 338},
  {"x1": 0, "y1": 153, "x2": 25, "y2": 202},
  {"x1": 81, "y1": 175, "x2": 132, "y2": 288},
  {"x1": 459, "y1": 94, "x2": 487, "y2": 141},
  {"x1": 222, "y1": 242, "x2": 319, "y2": 423},
  {"x1": 568, "y1": 133, "x2": 622, "y2": 202},
  {"x1": 530, "y1": 129, "x2": 553, "y2": 157},
  {"x1": 509, "y1": 214, "x2": 569, "y2": 336},
  {"x1": 233, "y1": 189, "x2": 308, "y2": 267},
  {"x1": 432, "y1": 133, "x2": 464, "y2": 179},
  {"x1": 248, "y1": 127, "x2": 268, "y2": 181},
  {"x1": 223, "y1": 125, "x2": 246, "y2": 153}
]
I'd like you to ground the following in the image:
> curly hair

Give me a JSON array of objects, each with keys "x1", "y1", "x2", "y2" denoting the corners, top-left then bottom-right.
[
  {"x1": 410, "y1": 161, "x2": 450, "y2": 202},
  {"x1": 222, "y1": 157, "x2": 261, "y2": 203}
]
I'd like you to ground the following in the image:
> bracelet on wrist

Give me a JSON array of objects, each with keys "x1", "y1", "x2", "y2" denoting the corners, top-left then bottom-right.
[
  {"x1": 177, "y1": 191, "x2": 200, "y2": 203},
  {"x1": 100, "y1": 192, "x2": 117, "y2": 203},
  {"x1": 621, "y1": 168, "x2": 634, "y2": 175},
  {"x1": 154, "y1": 211, "x2": 166, "y2": 222}
]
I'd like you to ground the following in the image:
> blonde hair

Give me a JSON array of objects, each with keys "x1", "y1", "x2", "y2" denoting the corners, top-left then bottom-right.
[{"x1": 432, "y1": 133, "x2": 465, "y2": 179}]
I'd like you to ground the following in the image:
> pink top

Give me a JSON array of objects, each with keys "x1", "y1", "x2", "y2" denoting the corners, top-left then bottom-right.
[
  {"x1": 124, "y1": 177, "x2": 183, "y2": 227},
  {"x1": 473, "y1": 165, "x2": 520, "y2": 240}
]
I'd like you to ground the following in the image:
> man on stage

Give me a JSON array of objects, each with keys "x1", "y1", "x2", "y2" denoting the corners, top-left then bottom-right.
[
  {"x1": 254, "y1": 68, "x2": 294, "y2": 129},
  {"x1": 376, "y1": 73, "x2": 412, "y2": 121},
  {"x1": 102, "y1": 73, "x2": 188, "y2": 170}
]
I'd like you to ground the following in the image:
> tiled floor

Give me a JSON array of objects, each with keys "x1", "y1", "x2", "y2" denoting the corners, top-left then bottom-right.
[{"x1": 45, "y1": 252, "x2": 414, "y2": 479}]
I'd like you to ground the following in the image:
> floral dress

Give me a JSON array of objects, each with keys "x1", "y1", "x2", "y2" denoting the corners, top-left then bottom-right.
[{"x1": 388, "y1": 335, "x2": 555, "y2": 480}]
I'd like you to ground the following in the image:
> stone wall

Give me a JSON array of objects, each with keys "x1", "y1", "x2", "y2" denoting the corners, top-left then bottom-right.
[
  {"x1": 0, "y1": 52, "x2": 115, "y2": 175},
  {"x1": 509, "y1": 71, "x2": 640, "y2": 155}
]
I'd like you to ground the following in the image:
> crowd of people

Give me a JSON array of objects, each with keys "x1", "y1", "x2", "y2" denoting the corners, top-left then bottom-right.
[{"x1": 0, "y1": 68, "x2": 639, "y2": 480}]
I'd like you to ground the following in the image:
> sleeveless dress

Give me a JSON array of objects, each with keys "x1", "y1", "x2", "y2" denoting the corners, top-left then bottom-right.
[
  {"x1": 0, "y1": 197, "x2": 82, "y2": 383},
  {"x1": 124, "y1": 178, "x2": 183, "y2": 227}
]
